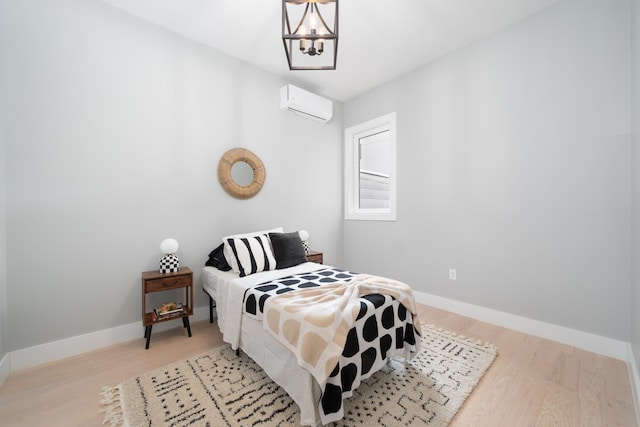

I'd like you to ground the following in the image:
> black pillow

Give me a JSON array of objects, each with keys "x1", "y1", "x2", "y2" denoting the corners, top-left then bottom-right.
[
  {"x1": 269, "y1": 232, "x2": 307, "y2": 269},
  {"x1": 205, "y1": 243, "x2": 232, "y2": 271}
]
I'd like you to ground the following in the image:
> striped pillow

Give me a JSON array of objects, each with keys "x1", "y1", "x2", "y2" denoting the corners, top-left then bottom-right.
[
  {"x1": 222, "y1": 227, "x2": 283, "y2": 273},
  {"x1": 225, "y1": 234, "x2": 276, "y2": 277}
]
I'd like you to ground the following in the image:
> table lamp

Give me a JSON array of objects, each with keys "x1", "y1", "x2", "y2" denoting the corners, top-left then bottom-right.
[{"x1": 159, "y1": 238, "x2": 180, "y2": 273}]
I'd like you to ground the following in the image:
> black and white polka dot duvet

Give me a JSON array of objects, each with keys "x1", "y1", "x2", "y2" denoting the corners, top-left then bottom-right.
[{"x1": 243, "y1": 267, "x2": 421, "y2": 424}]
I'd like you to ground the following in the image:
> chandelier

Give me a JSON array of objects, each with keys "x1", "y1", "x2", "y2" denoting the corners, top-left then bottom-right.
[{"x1": 282, "y1": 0, "x2": 338, "y2": 70}]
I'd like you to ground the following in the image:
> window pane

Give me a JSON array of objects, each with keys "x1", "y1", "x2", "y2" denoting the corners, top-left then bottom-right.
[{"x1": 358, "y1": 130, "x2": 390, "y2": 209}]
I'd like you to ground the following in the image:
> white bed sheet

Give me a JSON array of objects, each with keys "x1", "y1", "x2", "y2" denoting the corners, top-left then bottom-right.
[{"x1": 202, "y1": 263, "x2": 325, "y2": 426}]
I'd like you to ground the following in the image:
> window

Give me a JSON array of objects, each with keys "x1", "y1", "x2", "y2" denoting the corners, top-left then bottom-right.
[{"x1": 344, "y1": 113, "x2": 396, "y2": 221}]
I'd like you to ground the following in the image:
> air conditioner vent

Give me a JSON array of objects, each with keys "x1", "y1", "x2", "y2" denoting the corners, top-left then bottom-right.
[{"x1": 280, "y1": 84, "x2": 333, "y2": 123}]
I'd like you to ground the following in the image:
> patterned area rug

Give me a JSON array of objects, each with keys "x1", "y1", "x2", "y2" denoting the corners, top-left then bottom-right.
[{"x1": 100, "y1": 324, "x2": 497, "y2": 426}]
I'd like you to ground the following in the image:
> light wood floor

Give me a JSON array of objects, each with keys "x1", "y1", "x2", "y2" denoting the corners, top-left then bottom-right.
[{"x1": 0, "y1": 304, "x2": 637, "y2": 426}]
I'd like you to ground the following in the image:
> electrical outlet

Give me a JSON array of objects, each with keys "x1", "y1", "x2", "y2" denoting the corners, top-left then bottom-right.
[{"x1": 449, "y1": 269, "x2": 457, "y2": 280}]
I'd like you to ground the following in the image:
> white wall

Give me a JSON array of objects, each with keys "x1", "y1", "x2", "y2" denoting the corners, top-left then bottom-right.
[
  {"x1": 632, "y1": 0, "x2": 640, "y2": 371},
  {"x1": 3, "y1": 0, "x2": 343, "y2": 352},
  {"x1": 344, "y1": 0, "x2": 632, "y2": 341},
  {"x1": 0, "y1": 0, "x2": 8, "y2": 361}
]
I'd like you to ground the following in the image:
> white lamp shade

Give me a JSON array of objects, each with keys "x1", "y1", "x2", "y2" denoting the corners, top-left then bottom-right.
[
  {"x1": 298, "y1": 230, "x2": 309, "y2": 241},
  {"x1": 160, "y1": 238, "x2": 179, "y2": 254}
]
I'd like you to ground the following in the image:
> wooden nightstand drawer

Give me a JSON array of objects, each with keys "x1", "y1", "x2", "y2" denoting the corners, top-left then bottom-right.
[{"x1": 145, "y1": 275, "x2": 191, "y2": 292}]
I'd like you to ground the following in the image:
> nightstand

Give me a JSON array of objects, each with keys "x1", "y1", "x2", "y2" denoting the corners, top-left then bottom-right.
[
  {"x1": 141, "y1": 267, "x2": 193, "y2": 349},
  {"x1": 306, "y1": 250, "x2": 323, "y2": 264}
]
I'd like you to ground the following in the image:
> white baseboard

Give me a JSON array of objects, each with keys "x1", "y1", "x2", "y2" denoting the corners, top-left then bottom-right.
[
  {"x1": 2, "y1": 295, "x2": 631, "y2": 372},
  {"x1": 414, "y1": 290, "x2": 628, "y2": 361},
  {"x1": 9, "y1": 306, "x2": 211, "y2": 372},
  {"x1": 0, "y1": 352, "x2": 10, "y2": 388},
  {"x1": 627, "y1": 344, "x2": 640, "y2": 426}
]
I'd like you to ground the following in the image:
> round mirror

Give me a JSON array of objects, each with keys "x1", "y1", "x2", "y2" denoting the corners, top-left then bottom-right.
[
  {"x1": 217, "y1": 148, "x2": 265, "y2": 199},
  {"x1": 231, "y1": 161, "x2": 254, "y2": 187}
]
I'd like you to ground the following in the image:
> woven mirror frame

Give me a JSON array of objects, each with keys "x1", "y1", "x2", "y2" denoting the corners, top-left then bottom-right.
[{"x1": 217, "y1": 147, "x2": 266, "y2": 199}]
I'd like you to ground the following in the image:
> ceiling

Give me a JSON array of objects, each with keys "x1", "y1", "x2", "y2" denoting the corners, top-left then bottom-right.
[{"x1": 99, "y1": 0, "x2": 562, "y2": 102}]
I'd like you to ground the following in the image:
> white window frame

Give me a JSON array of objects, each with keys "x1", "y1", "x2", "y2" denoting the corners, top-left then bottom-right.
[{"x1": 344, "y1": 112, "x2": 397, "y2": 221}]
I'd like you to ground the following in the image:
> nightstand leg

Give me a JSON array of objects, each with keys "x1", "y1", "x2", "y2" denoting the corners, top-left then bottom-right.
[
  {"x1": 144, "y1": 325, "x2": 152, "y2": 349},
  {"x1": 183, "y1": 316, "x2": 192, "y2": 337}
]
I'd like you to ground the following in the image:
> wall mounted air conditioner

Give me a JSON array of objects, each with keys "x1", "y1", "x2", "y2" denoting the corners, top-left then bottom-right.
[{"x1": 280, "y1": 84, "x2": 333, "y2": 123}]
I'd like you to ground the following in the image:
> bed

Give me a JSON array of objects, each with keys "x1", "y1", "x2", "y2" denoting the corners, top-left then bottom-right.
[{"x1": 202, "y1": 229, "x2": 421, "y2": 426}]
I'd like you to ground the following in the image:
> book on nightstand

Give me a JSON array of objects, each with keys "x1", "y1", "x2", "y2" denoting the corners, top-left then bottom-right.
[{"x1": 152, "y1": 302, "x2": 184, "y2": 320}]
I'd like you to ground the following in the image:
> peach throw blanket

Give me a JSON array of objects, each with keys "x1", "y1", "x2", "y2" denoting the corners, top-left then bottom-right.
[{"x1": 262, "y1": 273, "x2": 422, "y2": 386}]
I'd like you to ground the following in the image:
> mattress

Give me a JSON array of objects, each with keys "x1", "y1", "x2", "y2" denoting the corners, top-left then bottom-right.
[{"x1": 202, "y1": 265, "x2": 236, "y2": 301}]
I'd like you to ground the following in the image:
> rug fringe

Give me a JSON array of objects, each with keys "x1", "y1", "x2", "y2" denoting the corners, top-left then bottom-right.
[
  {"x1": 422, "y1": 323, "x2": 500, "y2": 351},
  {"x1": 100, "y1": 385, "x2": 125, "y2": 426}
]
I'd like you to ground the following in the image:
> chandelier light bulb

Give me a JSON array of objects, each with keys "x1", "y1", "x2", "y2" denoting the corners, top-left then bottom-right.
[{"x1": 309, "y1": 11, "x2": 317, "y2": 32}]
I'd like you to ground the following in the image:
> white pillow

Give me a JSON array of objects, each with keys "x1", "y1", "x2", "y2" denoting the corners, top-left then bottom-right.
[
  {"x1": 222, "y1": 227, "x2": 283, "y2": 273},
  {"x1": 225, "y1": 234, "x2": 276, "y2": 277}
]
